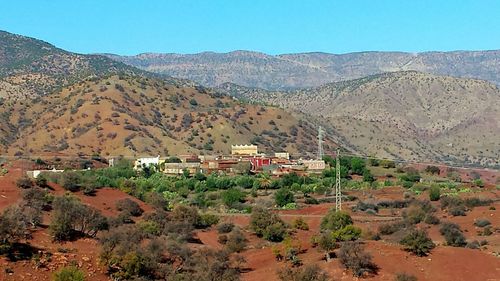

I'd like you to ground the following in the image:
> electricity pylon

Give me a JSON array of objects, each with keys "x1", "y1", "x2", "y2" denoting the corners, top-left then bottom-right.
[
  {"x1": 335, "y1": 148, "x2": 342, "y2": 211},
  {"x1": 317, "y1": 126, "x2": 324, "y2": 160}
]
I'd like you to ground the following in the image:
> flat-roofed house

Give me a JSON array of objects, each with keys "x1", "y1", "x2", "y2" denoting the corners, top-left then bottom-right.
[
  {"x1": 134, "y1": 156, "x2": 160, "y2": 170},
  {"x1": 231, "y1": 144, "x2": 258, "y2": 156}
]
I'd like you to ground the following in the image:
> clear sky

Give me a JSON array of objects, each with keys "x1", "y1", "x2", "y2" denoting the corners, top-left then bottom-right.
[{"x1": 1, "y1": 0, "x2": 499, "y2": 55}]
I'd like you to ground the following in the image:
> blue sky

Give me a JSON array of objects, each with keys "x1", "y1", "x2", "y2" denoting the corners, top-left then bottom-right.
[{"x1": 1, "y1": 0, "x2": 499, "y2": 55}]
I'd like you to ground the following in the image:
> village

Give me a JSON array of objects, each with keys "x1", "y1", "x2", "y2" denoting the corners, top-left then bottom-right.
[{"x1": 129, "y1": 144, "x2": 327, "y2": 177}]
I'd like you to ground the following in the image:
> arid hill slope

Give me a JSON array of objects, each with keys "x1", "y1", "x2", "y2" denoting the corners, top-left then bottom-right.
[
  {"x1": 0, "y1": 30, "x2": 185, "y2": 100},
  {"x1": 104, "y1": 50, "x2": 500, "y2": 90},
  {"x1": 0, "y1": 75, "x2": 335, "y2": 157},
  {"x1": 220, "y1": 72, "x2": 500, "y2": 167}
]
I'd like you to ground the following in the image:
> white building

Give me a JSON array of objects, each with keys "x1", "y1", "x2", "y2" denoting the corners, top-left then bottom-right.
[{"x1": 134, "y1": 156, "x2": 160, "y2": 170}]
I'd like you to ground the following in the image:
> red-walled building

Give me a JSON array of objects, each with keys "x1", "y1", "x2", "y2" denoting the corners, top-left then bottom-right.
[{"x1": 250, "y1": 157, "x2": 271, "y2": 171}]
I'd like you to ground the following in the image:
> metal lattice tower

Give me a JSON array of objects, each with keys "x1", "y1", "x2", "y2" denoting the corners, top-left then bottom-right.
[
  {"x1": 317, "y1": 126, "x2": 324, "y2": 160},
  {"x1": 335, "y1": 148, "x2": 342, "y2": 211}
]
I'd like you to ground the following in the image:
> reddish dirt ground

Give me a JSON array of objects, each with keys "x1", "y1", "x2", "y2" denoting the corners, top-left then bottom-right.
[
  {"x1": 0, "y1": 161, "x2": 27, "y2": 212},
  {"x1": 2, "y1": 160, "x2": 500, "y2": 281}
]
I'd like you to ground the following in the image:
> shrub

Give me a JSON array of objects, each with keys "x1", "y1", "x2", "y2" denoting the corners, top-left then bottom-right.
[
  {"x1": 292, "y1": 217, "x2": 309, "y2": 231},
  {"x1": 250, "y1": 207, "x2": 288, "y2": 242},
  {"x1": 317, "y1": 232, "x2": 337, "y2": 261},
  {"x1": 395, "y1": 273, "x2": 418, "y2": 281},
  {"x1": 264, "y1": 222, "x2": 288, "y2": 242},
  {"x1": 363, "y1": 169, "x2": 375, "y2": 183},
  {"x1": 305, "y1": 197, "x2": 319, "y2": 204},
  {"x1": 474, "y1": 219, "x2": 491, "y2": 228},
  {"x1": 60, "y1": 172, "x2": 81, "y2": 192},
  {"x1": 217, "y1": 222, "x2": 235, "y2": 234},
  {"x1": 378, "y1": 221, "x2": 407, "y2": 235},
  {"x1": 218, "y1": 234, "x2": 228, "y2": 244},
  {"x1": 274, "y1": 188, "x2": 295, "y2": 207},
  {"x1": 320, "y1": 210, "x2": 353, "y2": 231},
  {"x1": 429, "y1": 186, "x2": 440, "y2": 201},
  {"x1": 439, "y1": 223, "x2": 466, "y2": 247},
  {"x1": 449, "y1": 205, "x2": 466, "y2": 216},
  {"x1": 225, "y1": 227, "x2": 247, "y2": 253},
  {"x1": 332, "y1": 225, "x2": 362, "y2": 241},
  {"x1": 354, "y1": 201, "x2": 379, "y2": 213},
  {"x1": 52, "y1": 266, "x2": 85, "y2": 281},
  {"x1": 16, "y1": 176, "x2": 33, "y2": 189},
  {"x1": 403, "y1": 205, "x2": 426, "y2": 225},
  {"x1": 116, "y1": 198, "x2": 143, "y2": 217},
  {"x1": 197, "y1": 213, "x2": 220, "y2": 228},
  {"x1": 222, "y1": 188, "x2": 246, "y2": 208},
  {"x1": 277, "y1": 264, "x2": 329, "y2": 281},
  {"x1": 339, "y1": 242, "x2": 378, "y2": 277},
  {"x1": 50, "y1": 196, "x2": 108, "y2": 241},
  {"x1": 464, "y1": 197, "x2": 492, "y2": 208},
  {"x1": 399, "y1": 229, "x2": 435, "y2": 256},
  {"x1": 0, "y1": 205, "x2": 30, "y2": 244},
  {"x1": 466, "y1": 240, "x2": 480, "y2": 249},
  {"x1": 424, "y1": 214, "x2": 440, "y2": 225}
]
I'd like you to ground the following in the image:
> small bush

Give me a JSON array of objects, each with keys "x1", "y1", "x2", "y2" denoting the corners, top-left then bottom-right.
[
  {"x1": 222, "y1": 188, "x2": 246, "y2": 208},
  {"x1": 378, "y1": 221, "x2": 406, "y2": 235},
  {"x1": 395, "y1": 273, "x2": 418, "y2": 281},
  {"x1": 52, "y1": 266, "x2": 85, "y2": 281},
  {"x1": 424, "y1": 214, "x2": 440, "y2": 225},
  {"x1": 440, "y1": 223, "x2": 466, "y2": 247},
  {"x1": 480, "y1": 226, "x2": 493, "y2": 236},
  {"x1": 292, "y1": 217, "x2": 309, "y2": 230},
  {"x1": 116, "y1": 198, "x2": 143, "y2": 217},
  {"x1": 474, "y1": 219, "x2": 491, "y2": 228},
  {"x1": 225, "y1": 227, "x2": 247, "y2": 253},
  {"x1": 320, "y1": 210, "x2": 353, "y2": 231},
  {"x1": 305, "y1": 197, "x2": 319, "y2": 204},
  {"x1": 399, "y1": 229, "x2": 435, "y2": 256},
  {"x1": 429, "y1": 186, "x2": 440, "y2": 201},
  {"x1": 16, "y1": 176, "x2": 34, "y2": 189},
  {"x1": 449, "y1": 205, "x2": 466, "y2": 216},
  {"x1": 197, "y1": 213, "x2": 220, "y2": 228},
  {"x1": 464, "y1": 197, "x2": 492, "y2": 208},
  {"x1": 277, "y1": 264, "x2": 329, "y2": 281},
  {"x1": 264, "y1": 222, "x2": 288, "y2": 242},
  {"x1": 250, "y1": 207, "x2": 288, "y2": 242},
  {"x1": 275, "y1": 188, "x2": 295, "y2": 207},
  {"x1": 217, "y1": 222, "x2": 235, "y2": 234},
  {"x1": 466, "y1": 240, "x2": 480, "y2": 249},
  {"x1": 339, "y1": 242, "x2": 378, "y2": 277},
  {"x1": 332, "y1": 225, "x2": 362, "y2": 241}
]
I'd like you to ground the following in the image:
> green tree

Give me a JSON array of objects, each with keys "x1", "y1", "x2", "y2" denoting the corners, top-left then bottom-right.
[
  {"x1": 222, "y1": 188, "x2": 246, "y2": 208},
  {"x1": 275, "y1": 188, "x2": 295, "y2": 207},
  {"x1": 351, "y1": 158, "x2": 366, "y2": 175},
  {"x1": 320, "y1": 210, "x2": 353, "y2": 231}
]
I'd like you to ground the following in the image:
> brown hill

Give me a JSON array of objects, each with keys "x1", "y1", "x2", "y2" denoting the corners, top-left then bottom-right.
[
  {"x1": 0, "y1": 75, "x2": 335, "y2": 157},
  {"x1": 220, "y1": 71, "x2": 500, "y2": 167},
  {"x1": 0, "y1": 30, "x2": 186, "y2": 100}
]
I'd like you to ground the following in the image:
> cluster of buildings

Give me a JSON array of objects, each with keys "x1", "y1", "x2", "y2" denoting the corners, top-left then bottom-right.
[{"x1": 129, "y1": 144, "x2": 327, "y2": 177}]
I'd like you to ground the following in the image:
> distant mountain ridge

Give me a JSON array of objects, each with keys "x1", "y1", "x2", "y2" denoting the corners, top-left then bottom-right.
[{"x1": 104, "y1": 50, "x2": 500, "y2": 90}]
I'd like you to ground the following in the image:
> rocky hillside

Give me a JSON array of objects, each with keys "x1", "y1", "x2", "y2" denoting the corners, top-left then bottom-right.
[
  {"x1": 220, "y1": 72, "x2": 500, "y2": 167},
  {"x1": 0, "y1": 30, "x2": 187, "y2": 100},
  {"x1": 104, "y1": 50, "x2": 500, "y2": 90},
  {"x1": 0, "y1": 74, "x2": 335, "y2": 157}
]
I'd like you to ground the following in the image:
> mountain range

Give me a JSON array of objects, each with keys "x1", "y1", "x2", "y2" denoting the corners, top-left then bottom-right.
[
  {"x1": 220, "y1": 71, "x2": 500, "y2": 167},
  {"x1": 0, "y1": 30, "x2": 499, "y2": 167},
  {"x1": 104, "y1": 50, "x2": 500, "y2": 90},
  {"x1": 0, "y1": 30, "x2": 333, "y2": 157}
]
